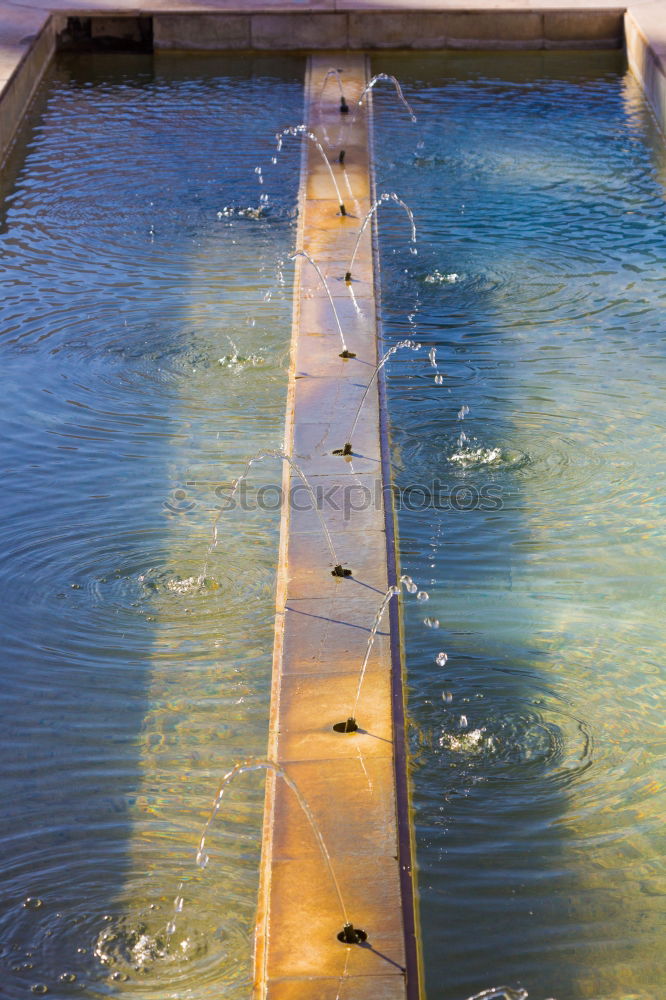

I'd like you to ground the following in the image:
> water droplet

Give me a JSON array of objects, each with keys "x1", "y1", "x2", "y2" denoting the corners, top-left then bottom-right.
[
  {"x1": 458, "y1": 404, "x2": 470, "y2": 420},
  {"x1": 423, "y1": 617, "x2": 440, "y2": 628},
  {"x1": 58, "y1": 973, "x2": 76, "y2": 984},
  {"x1": 406, "y1": 583, "x2": 418, "y2": 594},
  {"x1": 442, "y1": 690, "x2": 453, "y2": 704},
  {"x1": 196, "y1": 850, "x2": 209, "y2": 869},
  {"x1": 416, "y1": 590, "x2": 429, "y2": 601},
  {"x1": 23, "y1": 897, "x2": 43, "y2": 911},
  {"x1": 435, "y1": 374, "x2": 444, "y2": 385},
  {"x1": 270, "y1": 156, "x2": 277, "y2": 165},
  {"x1": 175, "y1": 897, "x2": 184, "y2": 912},
  {"x1": 459, "y1": 715, "x2": 468, "y2": 729},
  {"x1": 166, "y1": 921, "x2": 176, "y2": 935},
  {"x1": 436, "y1": 652, "x2": 448, "y2": 666},
  {"x1": 31, "y1": 987, "x2": 48, "y2": 996}
]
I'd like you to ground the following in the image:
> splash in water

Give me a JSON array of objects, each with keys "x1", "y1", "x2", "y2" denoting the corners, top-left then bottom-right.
[
  {"x1": 450, "y1": 445, "x2": 502, "y2": 466},
  {"x1": 425, "y1": 269, "x2": 460, "y2": 285}
]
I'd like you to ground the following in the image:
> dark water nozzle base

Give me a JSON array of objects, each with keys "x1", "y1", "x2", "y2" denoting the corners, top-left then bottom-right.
[
  {"x1": 331, "y1": 564, "x2": 352, "y2": 578},
  {"x1": 339, "y1": 203, "x2": 347, "y2": 216},
  {"x1": 340, "y1": 97, "x2": 349, "y2": 114},
  {"x1": 339, "y1": 149, "x2": 346, "y2": 164},
  {"x1": 332, "y1": 442, "x2": 353, "y2": 456},
  {"x1": 338, "y1": 923, "x2": 367, "y2": 944},
  {"x1": 339, "y1": 349, "x2": 356, "y2": 359},
  {"x1": 333, "y1": 717, "x2": 358, "y2": 733},
  {"x1": 344, "y1": 271, "x2": 352, "y2": 283}
]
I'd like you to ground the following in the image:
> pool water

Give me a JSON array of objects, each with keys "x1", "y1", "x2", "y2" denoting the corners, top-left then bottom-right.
[
  {"x1": 373, "y1": 51, "x2": 666, "y2": 1000},
  {"x1": 0, "y1": 53, "x2": 302, "y2": 998}
]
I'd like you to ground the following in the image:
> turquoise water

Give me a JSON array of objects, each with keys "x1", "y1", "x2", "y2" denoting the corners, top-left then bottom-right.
[
  {"x1": 0, "y1": 54, "x2": 302, "y2": 997},
  {"x1": 3, "y1": 46, "x2": 665, "y2": 1000},
  {"x1": 373, "y1": 52, "x2": 666, "y2": 1000}
]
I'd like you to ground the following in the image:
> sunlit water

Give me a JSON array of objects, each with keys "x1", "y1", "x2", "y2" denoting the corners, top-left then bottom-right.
[
  {"x1": 372, "y1": 51, "x2": 666, "y2": 1000},
  {"x1": 0, "y1": 53, "x2": 303, "y2": 997}
]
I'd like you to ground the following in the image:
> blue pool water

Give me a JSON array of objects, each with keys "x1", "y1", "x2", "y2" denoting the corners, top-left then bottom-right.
[
  {"x1": 2, "y1": 45, "x2": 665, "y2": 1000},
  {"x1": 0, "y1": 53, "x2": 302, "y2": 998},
  {"x1": 373, "y1": 51, "x2": 666, "y2": 1000}
]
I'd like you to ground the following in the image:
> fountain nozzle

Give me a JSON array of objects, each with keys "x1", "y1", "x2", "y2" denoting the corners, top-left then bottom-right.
[
  {"x1": 339, "y1": 349, "x2": 356, "y2": 359},
  {"x1": 338, "y1": 922, "x2": 367, "y2": 944},
  {"x1": 340, "y1": 96, "x2": 349, "y2": 114},
  {"x1": 332, "y1": 442, "x2": 353, "y2": 456},
  {"x1": 333, "y1": 717, "x2": 358, "y2": 733},
  {"x1": 339, "y1": 150, "x2": 346, "y2": 165},
  {"x1": 332, "y1": 564, "x2": 352, "y2": 578},
  {"x1": 344, "y1": 271, "x2": 352, "y2": 283},
  {"x1": 339, "y1": 203, "x2": 347, "y2": 217}
]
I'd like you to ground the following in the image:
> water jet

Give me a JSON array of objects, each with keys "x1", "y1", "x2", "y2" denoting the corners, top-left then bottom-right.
[
  {"x1": 275, "y1": 125, "x2": 348, "y2": 215},
  {"x1": 318, "y1": 68, "x2": 350, "y2": 117},
  {"x1": 332, "y1": 340, "x2": 421, "y2": 455},
  {"x1": 202, "y1": 448, "x2": 347, "y2": 581},
  {"x1": 345, "y1": 192, "x2": 416, "y2": 283},
  {"x1": 290, "y1": 249, "x2": 355, "y2": 358},
  {"x1": 356, "y1": 73, "x2": 417, "y2": 123}
]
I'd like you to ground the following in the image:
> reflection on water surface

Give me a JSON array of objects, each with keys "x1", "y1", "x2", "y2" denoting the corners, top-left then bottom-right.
[
  {"x1": 0, "y1": 53, "x2": 302, "y2": 998},
  {"x1": 373, "y1": 50, "x2": 666, "y2": 1000}
]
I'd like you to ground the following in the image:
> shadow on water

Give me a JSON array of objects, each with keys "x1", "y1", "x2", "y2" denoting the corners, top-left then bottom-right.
[
  {"x1": 0, "y1": 52, "x2": 303, "y2": 998},
  {"x1": 373, "y1": 50, "x2": 665, "y2": 1000}
]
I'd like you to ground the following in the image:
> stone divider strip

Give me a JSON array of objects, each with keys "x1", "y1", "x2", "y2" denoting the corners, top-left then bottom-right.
[{"x1": 253, "y1": 51, "x2": 420, "y2": 1000}]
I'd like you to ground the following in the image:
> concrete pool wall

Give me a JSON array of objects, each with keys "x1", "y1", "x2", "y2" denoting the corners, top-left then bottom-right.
[{"x1": 1, "y1": 4, "x2": 665, "y2": 999}]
